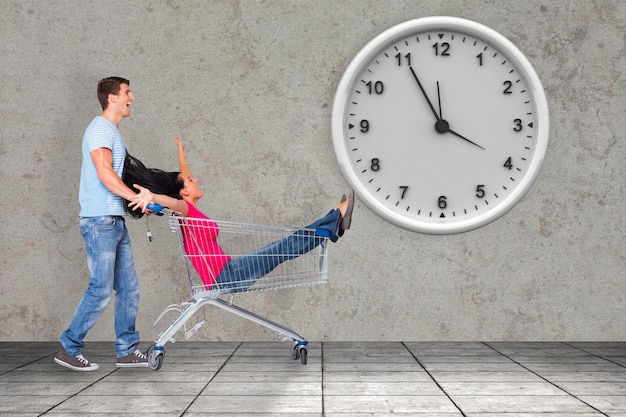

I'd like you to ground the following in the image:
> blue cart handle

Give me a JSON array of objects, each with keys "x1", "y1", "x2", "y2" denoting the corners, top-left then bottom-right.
[{"x1": 147, "y1": 203, "x2": 165, "y2": 215}]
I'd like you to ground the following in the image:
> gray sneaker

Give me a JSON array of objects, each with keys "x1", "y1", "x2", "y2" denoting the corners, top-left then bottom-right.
[
  {"x1": 54, "y1": 348, "x2": 99, "y2": 371},
  {"x1": 116, "y1": 347, "x2": 149, "y2": 368}
]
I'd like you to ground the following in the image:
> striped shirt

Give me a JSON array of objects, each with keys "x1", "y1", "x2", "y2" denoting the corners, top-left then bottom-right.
[{"x1": 79, "y1": 116, "x2": 127, "y2": 217}]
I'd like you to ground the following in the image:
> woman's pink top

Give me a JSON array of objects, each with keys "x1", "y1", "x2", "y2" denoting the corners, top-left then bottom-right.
[{"x1": 180, "y1": 201, "x2": 231, "y2": 289}]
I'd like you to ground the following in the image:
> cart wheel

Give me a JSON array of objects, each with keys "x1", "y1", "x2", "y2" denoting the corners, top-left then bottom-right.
[
  {"x1": 299, "y1": 347, "x2": 308, "y2": 365},
  {"x1": 291, "y1": 341, "x2": 300, "y2": 360},
  {"x1": 147, "y1": 346, "x2": 164, "y2": 371}
]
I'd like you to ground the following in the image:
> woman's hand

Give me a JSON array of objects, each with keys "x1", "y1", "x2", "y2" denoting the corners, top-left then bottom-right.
[
  {"x1": 130, "y1": 184, "x2": 155, "y2": 213},
  {"x1": 173, "y1": 136, "x2": 186, "y2": 157}
]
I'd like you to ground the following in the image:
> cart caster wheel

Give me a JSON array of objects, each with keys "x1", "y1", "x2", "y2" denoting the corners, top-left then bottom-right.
[
  {"x1": 291, "y1": 341, "x2": 300, "y2": 360},
  {"x1": 299, "y1": 347, "x2": 308, "y2": 365},
  {"x1": 291, "y1": 341, "x2": 308, "y2": 365},
  {"x1": 147, "y1": 346, "x2": 164, "y2": 371}
]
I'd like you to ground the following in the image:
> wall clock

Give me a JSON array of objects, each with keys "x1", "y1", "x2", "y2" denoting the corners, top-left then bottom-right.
[{"x1": 331, "y1": 16, "x2": 549, "y2": 234}]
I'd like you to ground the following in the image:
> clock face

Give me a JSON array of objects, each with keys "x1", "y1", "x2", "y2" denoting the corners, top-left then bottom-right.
[{"x1": 332, "y1": 17, "x2": 549, "y2": 234}]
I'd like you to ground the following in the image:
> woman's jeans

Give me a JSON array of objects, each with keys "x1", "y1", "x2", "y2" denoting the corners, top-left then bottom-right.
[
  {"x1": 215, "y1": 208, "x2": 341, "y2": 292},
  {"x1": 60, "y1": 216, "x2": 140, "y2": 358}
]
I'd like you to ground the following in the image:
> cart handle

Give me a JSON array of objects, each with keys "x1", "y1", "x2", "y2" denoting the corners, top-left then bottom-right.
[{"x1": 147, "y1": 203, "x2": 166, "y2": 215}]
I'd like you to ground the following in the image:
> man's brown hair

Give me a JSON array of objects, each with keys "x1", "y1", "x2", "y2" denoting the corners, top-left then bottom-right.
[{"x1": 97, "y1": 77, "x2": 130, "y2": 110}]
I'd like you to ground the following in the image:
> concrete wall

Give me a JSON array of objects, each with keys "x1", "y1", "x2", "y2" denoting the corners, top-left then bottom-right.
[{"x1": 1, "y1": 0, "x2": 624, "y2": 342}]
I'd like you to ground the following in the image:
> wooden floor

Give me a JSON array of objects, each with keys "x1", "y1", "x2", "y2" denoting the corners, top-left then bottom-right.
[{"x1": 1, "y1": 341, "x2": 625, "y2": 416}]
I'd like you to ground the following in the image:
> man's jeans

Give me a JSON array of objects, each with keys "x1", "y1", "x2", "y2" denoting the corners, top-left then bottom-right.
[
  {"x1": 60, "y1": 216, "x2": 140, "y2": 358},
  {"x1": 215, "y1": 208, "x2": 341, "y2": 292}
]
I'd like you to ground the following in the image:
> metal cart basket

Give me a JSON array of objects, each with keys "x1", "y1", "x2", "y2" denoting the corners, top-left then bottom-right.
[{"x1": 146, "y1": 205, "x2": 330, "y2": 369}]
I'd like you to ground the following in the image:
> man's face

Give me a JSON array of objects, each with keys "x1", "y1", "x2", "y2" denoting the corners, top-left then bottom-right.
[{"x1": 109, "y1": 83, "x2": 134, "y2": 118}]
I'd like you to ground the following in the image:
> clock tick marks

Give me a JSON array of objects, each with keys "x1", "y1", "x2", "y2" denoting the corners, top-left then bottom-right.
[{"x1": 332, "y1": 17, "x2": 549, "y2": 234}]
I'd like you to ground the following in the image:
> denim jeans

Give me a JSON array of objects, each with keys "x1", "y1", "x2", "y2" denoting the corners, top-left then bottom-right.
[
  {"x1": 215, "y1": 208, "x2": 341, "y2": 292},
  {"x1": 60, "y1": 216, "x2": 140, "y2": 357}
]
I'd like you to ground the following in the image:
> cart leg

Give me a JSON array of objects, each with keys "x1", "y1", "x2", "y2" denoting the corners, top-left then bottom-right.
[
  {"x1": 155, "y1": 300, "x2": 206, "y2": 345},
  {"x1": 210, "y1": 298, "x2": 306, "y2": 341},
  {"x1": 209, "y1": 298, "x2": 310, "y2": 365}
]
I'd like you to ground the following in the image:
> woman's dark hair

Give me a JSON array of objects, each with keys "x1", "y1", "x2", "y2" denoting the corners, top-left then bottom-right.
[{"x1": 122, "y1": 152, "x2": 184, "y2": 218}]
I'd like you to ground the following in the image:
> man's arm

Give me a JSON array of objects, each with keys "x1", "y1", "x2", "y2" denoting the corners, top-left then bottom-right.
[{"x1": 91, "y1": 147, "x2": 138, "y2": 201}]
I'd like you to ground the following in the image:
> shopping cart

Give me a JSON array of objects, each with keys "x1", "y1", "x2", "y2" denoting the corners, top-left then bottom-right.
[{"x1": 145, "y1": 204, "x2": 330, "y2": 369}]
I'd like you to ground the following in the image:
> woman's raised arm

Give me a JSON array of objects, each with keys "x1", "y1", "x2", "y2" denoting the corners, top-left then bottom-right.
[{"x1": 174, "y1": 136, "x2": 192, "y2": 180}]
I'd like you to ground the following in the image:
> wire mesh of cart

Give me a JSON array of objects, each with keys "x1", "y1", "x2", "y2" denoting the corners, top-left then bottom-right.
[{"x1": 146, "y1": 204, "x2": 330, "y2": 370}]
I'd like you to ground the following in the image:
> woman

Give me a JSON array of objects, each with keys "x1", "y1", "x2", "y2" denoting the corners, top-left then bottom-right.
[{"x1": 124, "y1": 137, "x2": 354, "y2": 292}]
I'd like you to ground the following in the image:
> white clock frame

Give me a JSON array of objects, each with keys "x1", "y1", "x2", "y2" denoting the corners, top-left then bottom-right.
[{"x1": 331, "y1": 16, "x2": 549, "y2": 234}]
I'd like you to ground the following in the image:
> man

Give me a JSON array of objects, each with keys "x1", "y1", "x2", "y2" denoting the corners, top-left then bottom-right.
[{"x1": 55, "y1": 77, "x2": 148, "y2": 371}]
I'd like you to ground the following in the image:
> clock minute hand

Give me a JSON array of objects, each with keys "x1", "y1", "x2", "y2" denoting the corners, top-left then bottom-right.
[{"x1": 409, "y1": 66, "x2": 440, "y2": 121}]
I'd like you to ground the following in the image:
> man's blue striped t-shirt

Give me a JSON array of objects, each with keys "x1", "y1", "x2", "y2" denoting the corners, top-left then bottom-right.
[{"x1": 79, "y1": 116, "x2": 127, "y2": 217}]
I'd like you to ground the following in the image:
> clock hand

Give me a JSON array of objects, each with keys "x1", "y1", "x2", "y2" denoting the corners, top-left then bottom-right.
[
  {"x1": 411, "y1": 66, "x2": 485, "y2": 150},
  {"x1": 409, "y1": 66, "x2": 440, "y2": 121},
  {"x1": 448, "y1": 128, "x2": 486, "y2": 150},
  {"x1": 437, "y1": 81, "x2": 443, "y2": 120},
  {"x1": 433, "y1": 79, "x2": 486, "y2": 150}
]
